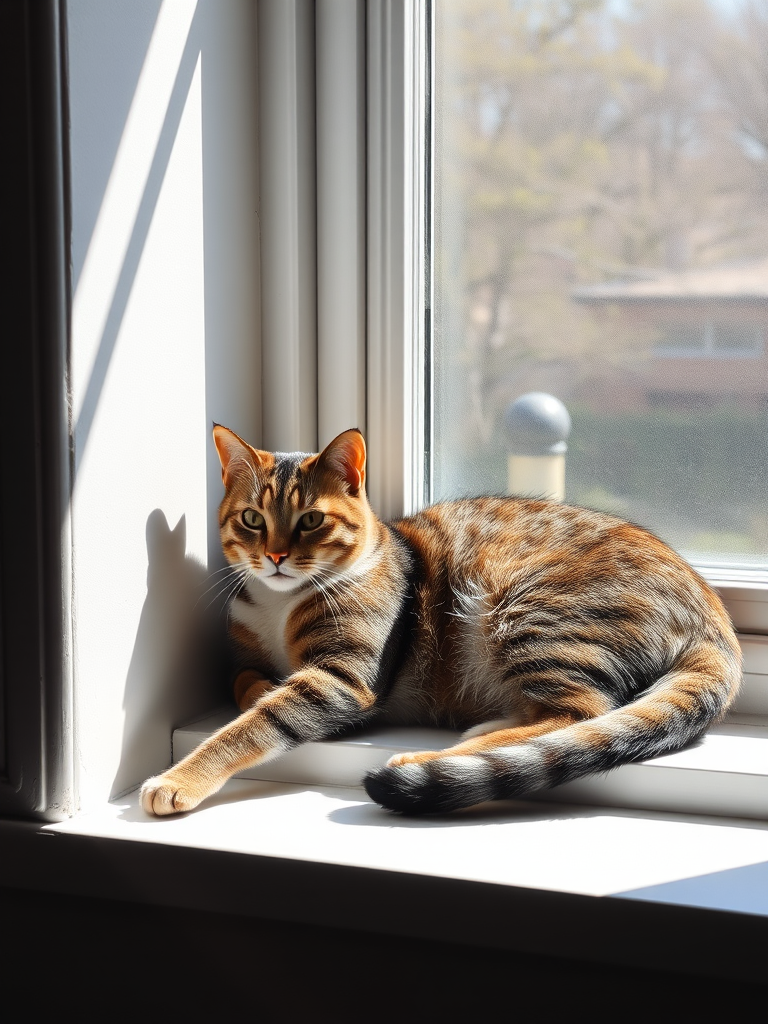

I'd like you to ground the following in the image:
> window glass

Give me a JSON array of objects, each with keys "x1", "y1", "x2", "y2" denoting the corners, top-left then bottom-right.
[
  {"x1": 655, "y1": 324, "x2": 706, "y2": 355},
  {"x1": 712, "y1": 323, "x2": 762, "y2": 354},
  {"x1": 432, "y1": 0, "x2": 768, "y2": 568}
]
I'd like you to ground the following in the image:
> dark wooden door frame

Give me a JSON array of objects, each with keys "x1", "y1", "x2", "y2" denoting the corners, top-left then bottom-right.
[{"x1": 0, "y1": 0, "x2": 73, "y2": 819}]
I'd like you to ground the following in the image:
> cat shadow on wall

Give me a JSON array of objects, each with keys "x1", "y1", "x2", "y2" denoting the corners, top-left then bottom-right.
[{"x1": 110, "y1": 509, "x2": 230, "y2": 800}]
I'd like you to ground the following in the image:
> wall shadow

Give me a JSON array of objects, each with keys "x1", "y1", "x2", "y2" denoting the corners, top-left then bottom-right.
[
  {"x1": 72, "y1": 4, "x2": 204, "y2": 473},
  {"x1": 110, "y1": 509, "x2": 229, "y2": 799},
  {"x1": 67, "y1": 0, "x2": 162, "y2": 290},
  {"x1": 65, "y1": 3, "x2": 264, "y2": 802}
]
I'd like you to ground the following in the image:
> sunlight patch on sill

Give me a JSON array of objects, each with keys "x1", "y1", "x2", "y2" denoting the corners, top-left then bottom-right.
[{"x1": 46, "y1": 776, "x2": 768, "y2": 908}]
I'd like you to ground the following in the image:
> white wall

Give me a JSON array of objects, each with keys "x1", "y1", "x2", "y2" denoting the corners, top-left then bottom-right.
[{"x1": 67, "y1": 0, "x2": 261, "y2": 809}]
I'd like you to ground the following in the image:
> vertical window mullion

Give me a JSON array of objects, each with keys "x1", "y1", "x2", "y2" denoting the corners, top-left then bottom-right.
[
  {"x1": 366, "y1": 0, "x2": 430, "y2": 520},
  {"x1": 316, "y1": 0, "x2": 367, "y2": 447},
  {"x1": 257, "y1": 0, "x2": 318, "y2": 453}
]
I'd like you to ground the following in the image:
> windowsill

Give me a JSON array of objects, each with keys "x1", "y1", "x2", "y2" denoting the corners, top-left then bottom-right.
[
  {"x1": 3, "y1": 645, "x2": 767, "y2": 982},
  {"x1": 48, "y1": 774, "x2": 768, "y2": 906},
  {"x1": 4, "y1": 633, "x2": 764, "y2": 981},
  {"x1": 2, "y1": 768, "x2": 767, "y2": 984},
  {"x1": 172, "y1": 707, "x2": 768, "y2": 821}
]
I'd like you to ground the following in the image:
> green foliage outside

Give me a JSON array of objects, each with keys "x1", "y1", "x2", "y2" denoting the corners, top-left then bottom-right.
[
  {"x1": 567, "y1": 406, "x2": 768, "y2": 513},
  {"x1": 447, "y1": 405, "x2": 768, "y2": 559}
]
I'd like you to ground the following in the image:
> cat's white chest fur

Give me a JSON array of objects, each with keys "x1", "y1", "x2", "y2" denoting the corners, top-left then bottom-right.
[{"x1": 229, "y1": 579, "x2": 303, "y2": 680}]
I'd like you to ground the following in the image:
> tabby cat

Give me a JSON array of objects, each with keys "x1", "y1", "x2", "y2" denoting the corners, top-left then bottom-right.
[{"x1": 140, "y1": 425, "x2": 741, "y2": 816}]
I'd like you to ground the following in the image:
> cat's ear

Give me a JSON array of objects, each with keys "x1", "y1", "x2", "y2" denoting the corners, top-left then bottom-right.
[
  {"x1": 212, "y1": 424, "x2": 266, "y2": 487},
  {"x1": 316, "y1": 429, "x2": 367, "y2": 495}
]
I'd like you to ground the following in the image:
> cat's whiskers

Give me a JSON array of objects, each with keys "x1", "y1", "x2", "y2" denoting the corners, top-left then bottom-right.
[
  {"x1": 198, "y1": 560, "x2": 252, "y2": 612},
  {"x1": 201, "y1": 577, "x2": 243, "y2": 615},
  {"x1": 197, "y1": 559, "x2": 250, "y2": 596},
  {"x1": 306, "y1": 566, "x2": 358, "y2": 632},
  {"x1": 308, "y1": 576, "x2": 345, "y2": 632},
  {"x1": 311, "y1": 564, "x2": 369, "y2": 616},
  {"x1": 310, "y1": 562, "x2": 362, "y2": 602},
  {"x1": 195, "y1": 568, "x2": 241, "y2": 607},
  {"x1": 214, "y1": 568, "x2": 251, "y2": 613},
  {"x1": 197, "y1": 562, "x2": 247, "y2": 591}
]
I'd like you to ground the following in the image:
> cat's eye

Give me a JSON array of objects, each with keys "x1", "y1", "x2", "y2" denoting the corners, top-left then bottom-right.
[
  {"x1": 299, "y1": 510, "x2": 325, "y2": 531},
  {"x1": 242, "y1": 509, "x2": 265, "y2": 530}
]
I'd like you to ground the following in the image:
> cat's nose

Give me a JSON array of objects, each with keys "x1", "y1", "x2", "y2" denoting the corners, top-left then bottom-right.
[{"x1": 266, "y1": 551, "x2": 288, "y2": 567}]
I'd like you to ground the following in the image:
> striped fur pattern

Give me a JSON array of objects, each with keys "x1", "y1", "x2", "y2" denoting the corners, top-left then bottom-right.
[{"x1": 140, "y1": 426, "x2": 741, "y2": 816}]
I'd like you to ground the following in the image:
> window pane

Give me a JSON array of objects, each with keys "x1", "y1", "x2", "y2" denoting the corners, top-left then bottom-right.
[
  {"x1": 432, "y1": 0, "x2": 768, "y2": 568},
  {"x1": 655, "y1": 325, "x2": 705, "y2": 355},
  {"x1": 712, "y1": 323, "x2": 762, "y2": 354}
]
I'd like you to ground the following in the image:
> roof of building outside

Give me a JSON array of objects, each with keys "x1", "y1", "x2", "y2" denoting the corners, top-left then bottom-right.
[{"x1": 573, "y1": 257, "x2": 768, "y2": 302}]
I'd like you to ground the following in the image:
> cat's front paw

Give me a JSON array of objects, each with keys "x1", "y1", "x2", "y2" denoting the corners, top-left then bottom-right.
[{"x1": 140, "y1": 773, "x2": 204, "y2": 816}]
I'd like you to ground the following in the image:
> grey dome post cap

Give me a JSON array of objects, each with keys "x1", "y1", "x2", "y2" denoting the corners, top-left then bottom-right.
[{"x1": 504, "y1": 392, "x2": 571, "y2": 456}]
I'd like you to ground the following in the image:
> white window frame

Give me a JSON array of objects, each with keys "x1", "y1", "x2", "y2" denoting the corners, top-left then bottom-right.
[
  {"x1": 365, "y1": 0, "x2": 432, "y2": 520},
  {"x1": 256, "y1": 0, "x2": 431, "y2": 522}
]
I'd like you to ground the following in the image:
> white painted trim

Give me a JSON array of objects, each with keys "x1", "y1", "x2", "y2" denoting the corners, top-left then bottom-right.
[
  {"x1": 315, "y1": 0, "x2": 367, "y2": 446},
  {"x1": 172, "y1": 707, "x2": 768, "y2": 821},
  {"x1": 257, "y1": 0, "x2": 430, "y2": 505},
  {"x1": 703, "y1": 574, "x2": 768, "y2": 636},
  {"x1": 366, "y1": 0, "x2": 430, "y2": 520},
  {"x1": 257, "y1": 0, "x2": 318, "y2": 452}
]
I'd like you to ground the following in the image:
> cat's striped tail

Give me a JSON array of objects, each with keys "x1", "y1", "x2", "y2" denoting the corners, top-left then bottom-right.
[{"x1": 363, "y1": 641, "x2": 741, "y2": 814}]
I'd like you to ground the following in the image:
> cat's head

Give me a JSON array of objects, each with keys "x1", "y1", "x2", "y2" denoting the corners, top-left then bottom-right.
[{"x1": 213, "y1": 425, "x2": 374, "y2": 592}]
